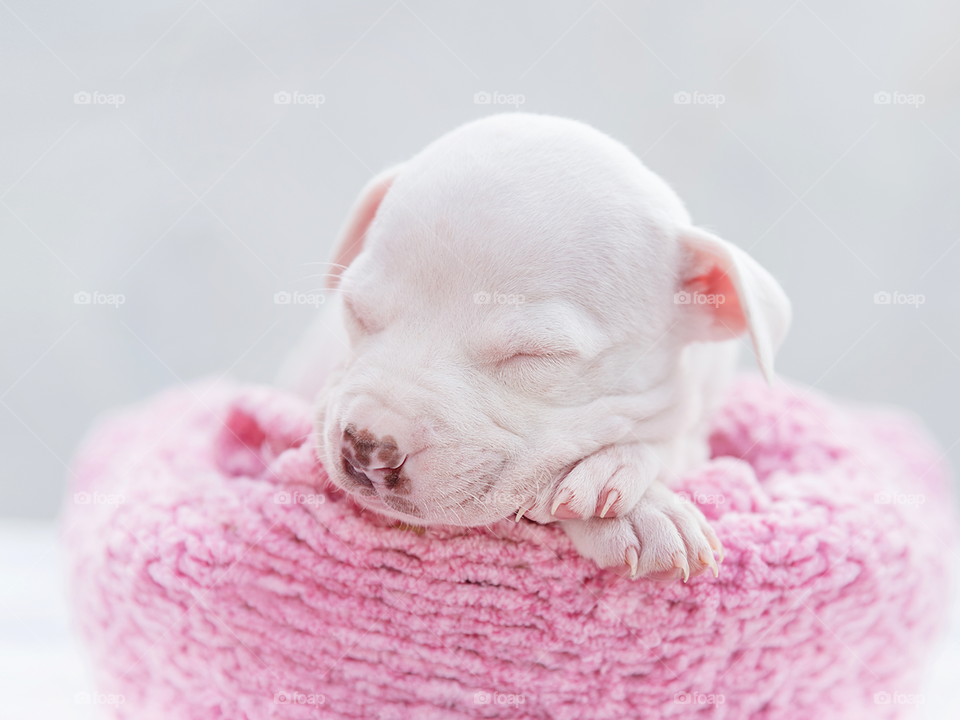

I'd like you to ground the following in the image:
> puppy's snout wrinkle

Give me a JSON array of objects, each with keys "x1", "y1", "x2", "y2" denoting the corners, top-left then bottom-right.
[{"x1": 340, "y1": 454, "x2": 374, "y2": 489}]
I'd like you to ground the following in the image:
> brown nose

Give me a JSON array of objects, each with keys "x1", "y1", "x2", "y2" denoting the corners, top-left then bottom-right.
[{"x1": 340, "y1": 425, "x2": 407, "y2": 490}]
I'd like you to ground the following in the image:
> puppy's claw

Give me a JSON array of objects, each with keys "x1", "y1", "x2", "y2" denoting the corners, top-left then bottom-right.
[
  {"x1": 676, "y1": 553, "x2": 690, "y2": 583},
  {"x1": 551, "y1": 488, "x2": 573, "y2": 517},
  {"x1": 699, "y1": 549, "x2": 719, "y2": 578},
  {"x1": 599, "y1": 489, "x2": 619, "y2": 519},
  {"x1": 625, "y1": 546, "x2": 639, "y2": 579},
  {"x1": 708, "y1": 534, "x2": 725, "y2": 563}
]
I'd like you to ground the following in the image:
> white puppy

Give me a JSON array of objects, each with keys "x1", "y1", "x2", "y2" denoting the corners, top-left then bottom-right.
[{"x1": 279, "y1": 114, "x2": 790, "y2": 582}]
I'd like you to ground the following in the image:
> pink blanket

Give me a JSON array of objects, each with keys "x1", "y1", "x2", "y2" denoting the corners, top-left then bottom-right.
[{"x1": 64, "y1": 375, "x2": 956, "y2": 719}]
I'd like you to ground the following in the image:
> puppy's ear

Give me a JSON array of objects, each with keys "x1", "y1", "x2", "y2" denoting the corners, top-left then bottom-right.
[
  {"x1": 676, "y1": 227, "x2": 791, "y2": 383},
  {"x1": 325, "y1": 165, "x2": 403, "y2": 290}
]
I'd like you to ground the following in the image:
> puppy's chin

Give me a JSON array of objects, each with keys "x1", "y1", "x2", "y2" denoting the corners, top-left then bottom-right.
[{"x1": 324, "y1": 462, "x2": 529, "y2": 527}]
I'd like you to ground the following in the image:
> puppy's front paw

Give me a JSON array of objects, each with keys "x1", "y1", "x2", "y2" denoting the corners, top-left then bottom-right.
[
  {"x1": 548, "y1": 443, "x2": 661, "y2": 521},
  {"x1": 561, "y1": 482, "x2": 723, "y2": 581}
]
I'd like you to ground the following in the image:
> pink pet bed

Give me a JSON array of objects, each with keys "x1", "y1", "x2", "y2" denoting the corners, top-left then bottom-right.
[{"x1": 64, "y1": 375, "x2": 955, "y2": 719}]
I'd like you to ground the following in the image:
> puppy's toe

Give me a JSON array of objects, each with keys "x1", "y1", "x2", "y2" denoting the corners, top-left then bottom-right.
[
  {"x1": 635, "y1": 484, "x2": 721, "y2": 581},
  {"x1": 549, "y1": 446, "x2": 655, "y2": 520},
  {"x1": 560, "y1": 515, "x2": 643, "y2": 576}
]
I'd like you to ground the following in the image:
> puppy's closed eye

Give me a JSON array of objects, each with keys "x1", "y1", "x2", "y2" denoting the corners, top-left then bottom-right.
[
  {"x1": 497, "y1": 349, "x2": 575, "y2": 365},
  {"x1": 484, "y1": 337, "x2": 579, "y2": 364},
  {"x1": 490, "y1": 347, "x2": 580, "y2": 388}
]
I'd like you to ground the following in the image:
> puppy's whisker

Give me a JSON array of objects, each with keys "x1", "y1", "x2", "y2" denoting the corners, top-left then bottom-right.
[
  {"x1": 300, "y1": 261, "x2": 349, "y2": 269},
  {"x1": 296, "y1": 272, "x2": 343, "y2": 282},
  {"x1": 445, "y1": 500, "x2": 467, "y2": 525}
]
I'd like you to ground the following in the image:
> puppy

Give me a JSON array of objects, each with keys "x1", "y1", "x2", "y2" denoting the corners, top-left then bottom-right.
[{"x1": 279, "y1": 114, "x2": 790, "y2": 581}]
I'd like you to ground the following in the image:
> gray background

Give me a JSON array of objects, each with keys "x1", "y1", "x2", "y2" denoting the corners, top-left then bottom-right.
[{"x1": 2, "y1": 0, "x2": 959, "y2": 518}]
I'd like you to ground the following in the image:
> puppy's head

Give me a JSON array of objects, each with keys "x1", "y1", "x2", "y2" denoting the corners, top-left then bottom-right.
[{"x1": 317, "y1": 114, "x2": 790, "y2": 526}]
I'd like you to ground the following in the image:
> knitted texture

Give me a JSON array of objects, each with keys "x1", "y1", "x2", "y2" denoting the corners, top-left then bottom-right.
[{"x1": 64, "y1": 375, "x2": 956, "y2": 719}]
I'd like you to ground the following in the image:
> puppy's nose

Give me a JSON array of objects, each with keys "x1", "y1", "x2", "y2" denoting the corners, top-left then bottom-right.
[{"x1": 340, "y1": 424, "x2": 407, "y2": 490}]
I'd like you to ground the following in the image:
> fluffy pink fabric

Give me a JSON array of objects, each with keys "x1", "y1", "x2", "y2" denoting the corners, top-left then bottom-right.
[{"x1": 64, "y1": 376, "x2": 955, "y2": 719}]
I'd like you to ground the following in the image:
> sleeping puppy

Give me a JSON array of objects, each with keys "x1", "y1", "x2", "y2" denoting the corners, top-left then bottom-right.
[{"x1": 278, "y1": 114, "x2": 790, "y2": 581}]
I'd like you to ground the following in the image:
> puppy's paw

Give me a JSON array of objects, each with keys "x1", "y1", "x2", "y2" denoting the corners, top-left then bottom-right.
[
  {"x1": 548, "y1": 443, "x2": 661, "y2": 521},
  {"x1": 561, "y1": 482, "x2": 723, "y2": 582}
]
